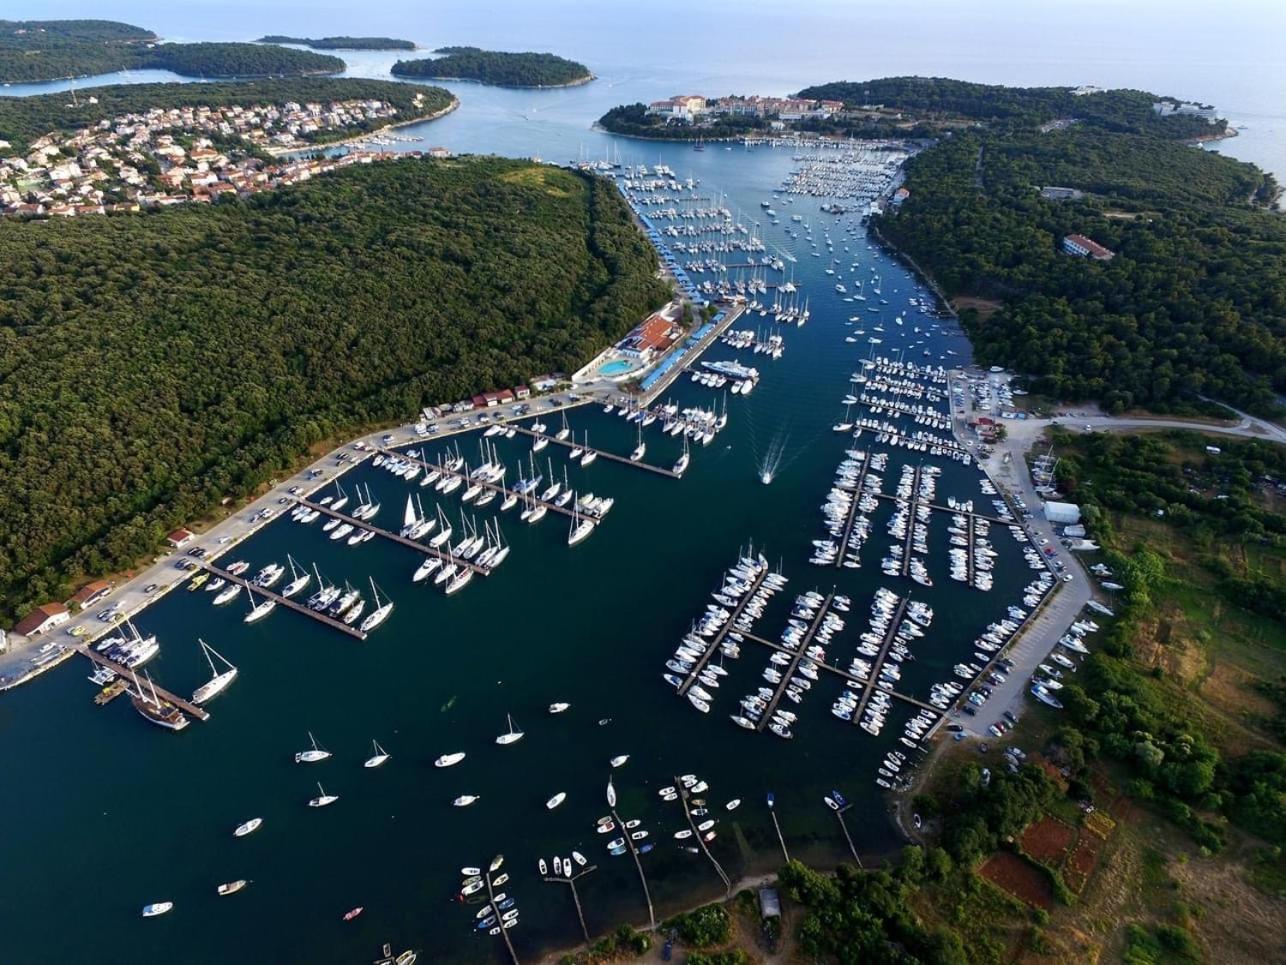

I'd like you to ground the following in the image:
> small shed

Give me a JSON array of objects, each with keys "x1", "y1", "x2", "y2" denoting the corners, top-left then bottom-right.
[{"x1": 758, "y1": 887, "x2": 781, "y2": 919}]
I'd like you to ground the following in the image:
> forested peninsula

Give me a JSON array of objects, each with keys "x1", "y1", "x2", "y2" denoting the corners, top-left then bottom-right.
[
  {"x1": 0, "y1": 20, "x2": 345, "y2": 83},
  {"x1": 258, "y1": 35, "x2": 416, "y2": 51},
  {"x1": 0, "y1": 157, "x2": 667, "y2": 622},
  {"x1": 0, "y1": 78, "x2": 450, "y2": 153},
  {"x1": 392, "y1": 47, "x2": 592, "y2": 87},
  {"x1": 0, "y1": 19, "x2": 155, "y2": 82},
  {"x1": 798, "y1": 78, "x2": 1284, "y2": 416}
]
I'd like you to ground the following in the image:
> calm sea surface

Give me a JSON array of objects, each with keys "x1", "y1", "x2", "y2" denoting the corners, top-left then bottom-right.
[{"x1": 3, "y1": 4, "x2": 1281, "y2": 961}]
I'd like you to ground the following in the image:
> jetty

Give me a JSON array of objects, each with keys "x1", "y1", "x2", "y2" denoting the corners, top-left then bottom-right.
[
  {"x1": 677, "y1": 566, "x2": 770, "y2": 697},
  {"x1": 507, "y1": 426, "x2": 679, "y2": 479},
  {"x1": 674, "y1": 776, "x2": 731, "y2": 893},
  {"x1": 851, "y1": 596, "x2": 911, "y2": 723},
  {"x1": 377, "y1": 448, "x2": 577, "y2": 520},
  {"x1": 834, "y1": 454, "x2": 875, "y2": 569},
  {"x1": 297, "y1": 497, "x2": 492, "y2": 574},
  {"x1": 74, "y1": 644, "x2": 211, "y2": 722},
  {"x1": 200, "y1": 561, "x2": 369, "y2": 640},
  {"x1": 757, "y1": 590, "x2": 835, "y2": 731},
  {"x1": 899, "y1": 466, "x2": 924, "y2": 578}
]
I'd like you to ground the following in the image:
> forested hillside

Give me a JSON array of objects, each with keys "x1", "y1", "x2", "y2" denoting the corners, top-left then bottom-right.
[
  {"x1": 393, "y1": 48, "x2": 591, "y2": 87},
  {"x1": 0, "y1": 79, "x2": 450, "y2": 153},
  {"x1": 0, "y1": 158, "x2": 667, "y2": 621},
  {"x1": 0, "y1": 18, "x2": 155, "y2": 82},
  {"x1": 137, "y1": 42, "x2": 343, "y2": 78}
]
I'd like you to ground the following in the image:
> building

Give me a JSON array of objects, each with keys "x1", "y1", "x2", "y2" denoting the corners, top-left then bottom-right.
[
  {"x1": 166, "y1": 528, "x2": 195, "y2": 548},
  {"x1": 1040, "y1": 186, "x2": 1084, "y2": 201},
  {"x1": 13, "y1": 602, "x2": 70, "y2": 637},
  {"x1": 1062, "y1": 234, "x2": 1115, "y2": 261},
  {"x1": 617, "y1": 311, "x2": 680, "y2": 360},
  {"x1": 1044, "y1": 501, "x2": 1082, "y2": 525},
  {"x1": 70, "y1": 579, "x2": 112, "y2": 609},
  {"x1": 428, "y1": 146, "x2": 451, "y2": 159}
]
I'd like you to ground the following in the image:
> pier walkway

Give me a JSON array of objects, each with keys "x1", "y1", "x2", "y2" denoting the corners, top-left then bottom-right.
[
  {"x1": 381, "y1": 448, "x2": 578, "y2": 520},
  {"x1": 74, "y1": 644, "x2": 211, "y2": 722},
  {"x1": 507, "y1": 426, "x2": 678, "y2": 479},
  {"x1": 298, "y1": 498, "x2": 494, "y2": 575},
  {"x1": 678, "y1": 566, "x2": 769, "y2": 697},
  {"x1": 852, "y1": 596, "x2": 910, "y2": 723},
  {"x1": 757, "y1": 591, "x2": 835, "y2": 732},
  {"x1": 737, "y1": 627, "x2": 936, "y2": 715},
  {"x1": 834, "y1": 456, "x2": 875, "y2": 569},
  {"x1": 200, "y1": 562, "x2": 369, "y2": 640}
]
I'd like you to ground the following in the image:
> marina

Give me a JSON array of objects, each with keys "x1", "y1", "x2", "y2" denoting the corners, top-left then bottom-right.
[{"x1": 200, "y1": 562, "x2": 370, "y2": 640}]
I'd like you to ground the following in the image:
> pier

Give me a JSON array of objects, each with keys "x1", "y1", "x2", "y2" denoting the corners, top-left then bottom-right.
[
  {"x1": 966, "y1": 515, "x2": 977, "y2": 586},
  {"x1": 638, "y1": 304, "x2": 743, "y2": 403},
  {"x1": 379, "y1": 448, "x2": 578, "y2": 519},
  {"x1": 834, "y1": 454, "x2": 875, "y2": 569},
  {"x1": 852, "y1": 596, "x2": 910, "y2": 723},
  {"x1": 482, "y1": 862, "x2": 521, "y2": 965},
  {"x1": 507, "y1": 426, "x2": 679, "y2": 480},
  {"x1": 200, "y1": 562, "x2": 369, "y2": 640},
  {"x1": 677, "y1": 566, "x2": 769, "y2": 697},
  {"x1": 898, "y1": 466, "x2": 924, "y2": 579},
  {"x1": 757, "y1": 591, "x2": 835, "y2": 732},
  {"x1": 298, "y1": 498, "x2": 493, "y2": 575},
  {"x1": 673, "y1": 776, "x2": 731, "y2": 893},
  {"x1": 74, "y1": 644, "x2": 211, "y2": 722}
]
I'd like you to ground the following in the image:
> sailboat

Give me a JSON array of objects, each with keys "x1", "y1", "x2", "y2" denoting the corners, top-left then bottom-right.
[
  {"x1": 833, "y1": 404, "x2": 854, "y2": 433},
  {"x1": 192, "y1": 639, "x2": 237, "y2": 704},
  {"x1": 579, "y1": 431, "x2": 597, "y2": 467},
  {"x1": 243, "y1": 586, "x2": 275, "y2": 624},
  {"x1": 308, "y1": 782, "x2": 338, "y2": 807},
  {"x1": 281, "y1": 555, "x2": 310, "y2": 598},
  {"x1": 295, "y1": 732, "x2": 331, "y2": 764},
  {"x1": 364, "y1": 739, "x2": 391, "y2": 768},
  {"x1": 131, "y1": 671, "x2": 189, "y2": 731},
  {"x1": 359, "y1": 579, "x2": 393, "y2": 632},
  {"x1": 673, "y1": 437, "x2": 691, "y2": 476},
  {"x1": 568, "y1": 502, "x2": 594, "y2": 546},
  {"x1": 495, "y1": 714, "x2": 524, "y2": 746},
  {"x1": 630, "y1": 424, "x2": 646, "y2": 462},
  {"x1": 555, "y1": 412, "x2": 571, "y2": 441}
]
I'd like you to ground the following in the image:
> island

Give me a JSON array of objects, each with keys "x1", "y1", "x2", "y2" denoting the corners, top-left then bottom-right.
[
  {"x1": 136, "y1": 41, "x2": 344, "y2": 78},
  {"x1": 0, "y1": 21, "x2": 347, "y2": 83},
  {"x1": 257, "y1": 35, "x2": 417, "y2": 51},
  {"x1": 0, "y1": 18, "x2": 156, "y2": 82},
  {"x1": 0, "y1": 155, "x2": 665, "y2": 624},
  {"x1": 392, "y1": 46, "x2": 592, "y2": 88}
]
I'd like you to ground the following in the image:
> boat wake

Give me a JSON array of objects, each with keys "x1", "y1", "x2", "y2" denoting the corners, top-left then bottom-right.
[{"x1": 757, "y1": 432, "x2": 789, "y2": 485}]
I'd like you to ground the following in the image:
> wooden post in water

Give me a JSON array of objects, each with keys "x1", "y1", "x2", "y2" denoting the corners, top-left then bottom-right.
[
  {"x1": 835, "y1": 805, "x2": 863, "y2": 868},
  {"x1": 611, "y1": 807, "x2": 655, "y2": 931}
]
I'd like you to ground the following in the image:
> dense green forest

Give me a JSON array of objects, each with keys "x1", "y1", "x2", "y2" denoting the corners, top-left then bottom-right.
[
  {"x1": 0, "y1": 79, "x2": 450, "y2": 153},
  {"x1": 796, "y1": 78, "x2": 1286, "y2": 414},
  {"x1": 0, "y1": 18, "x2": 155, "y2": 82},
  {"x1": 597, "y1": 102, "x2": 768, "y2": 140},
  {"x1": 258, "y1": 36, "x2": 416, "y2": 51},
  {"x1": 0, "y1": 157, "x2": 666, "y2": 622},
  {"x1": 137, "y1": 42, "x2": 344, "y2": 78},
  {"x1": 393, "y1": 48, "x2": 591, "y2": 87},
  {"x1": 796, "y1": 77, "x2": 1226, "y2": 139}
]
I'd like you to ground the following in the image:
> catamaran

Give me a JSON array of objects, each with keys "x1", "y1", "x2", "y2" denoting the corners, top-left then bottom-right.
[
  {"x1": 295, "y1": 731, "x2": 331, "y2": 763},
  {"x1": 364, "y1": 739, "x2": 390, "y2": 768},
  {"x1": 192, "y1": 639, "x2": 237, "y2": 704},
  {"x1": 359, "y1": 579, "x2": 393, "y2": 633},
  {"x1": 495, "y1": 714, "x2": 524, "y2": 745}
]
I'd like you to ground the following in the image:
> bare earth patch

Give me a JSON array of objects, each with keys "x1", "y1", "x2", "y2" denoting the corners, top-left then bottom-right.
[
  {"x1": 980, "y1": 852, "x2": 1055, "y2": 909},
  {"x1": 1021, "y1": 817, "x2": 1077, "y2": 865},
  {"x1": 952, "y1": 294, "x2": 1003, "y2": 319}
]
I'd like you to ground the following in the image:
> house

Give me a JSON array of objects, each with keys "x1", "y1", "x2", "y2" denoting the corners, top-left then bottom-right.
[
  {"x1": 166, "y1": 528, "x2": 195, "y2": 548},
  {"x1": 13, "y1": 602, "x2": 70, "y2": 637},
  {"x1": 428, "y1": 146, "x2": 452, "y2": 159},
  {"x1": 1061, "y1": 233, "x2": 1114, "y2": 261},
  {"x1": 70, "y1": 580, "x2": 112, "y2": 608},
  {"x1": 514, "y1": 385, "x2": 531, "y2": 400}
]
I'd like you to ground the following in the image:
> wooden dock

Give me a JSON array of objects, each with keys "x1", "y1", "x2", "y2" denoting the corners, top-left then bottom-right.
[
  {"x1": 852, "y1": 596, "x2": 910, "y2": 722},
  {"x1": 297, "y1": 498, "x2": 493, "y2": 576},
  {"x1": 507, "y1": 425, "x2": 679, "y2": 480},
  {"x1": 201, "y1": 562, "x2": 369, "y2": 640},
  {"x1": 898, "y1": 466, "x2": 924, "y2": 579},
  {"x1": 677, "y1": 566, "x2": 769, "y2": 697},
  {"x1": 378, "y1": 448, "x2": 577, "y2": 520},
  {"x1": 757, "y1": 591, "x2": 836, "y2": 732},
  {"x1": 74, "y1": 644, "x2": 211, "y2": 722},
  {"x1": 834, "y1": 454, "x2": 876, "y2": 569}
]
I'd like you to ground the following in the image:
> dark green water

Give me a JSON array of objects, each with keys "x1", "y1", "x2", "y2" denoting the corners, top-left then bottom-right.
[{"x1": 0, "y1": 137, "x2": 1028, "y2": 963}]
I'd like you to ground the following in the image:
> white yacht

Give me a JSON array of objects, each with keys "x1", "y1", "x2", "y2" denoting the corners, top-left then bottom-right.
[
  {"x1": 295, "y1": 732, "x2": 331, "y2": 763},
  {"x1": 364, "y1": 739, "x2": 391, "y2": 768},
  {"x1": 359, "y1": 579, "x2": 393, "y2": 633},
  {"x1": 281, "y1": 555, "x2": 310, "y2": 598},
  {"x1": 435, "y1": 752, "x2": 466, "y2": 768},
  {"x1": 308, "y1": 782, "x2": 338, "y2": 807},
  {"x1": 495, "y1": 714, "x2": 524, "y2": 745},
  {"x1": 191, "y1": 639, "x2": 237, "y2": 705},
  {"x1": 234, "y1": 817, "x2": 262, "y2": 837}
]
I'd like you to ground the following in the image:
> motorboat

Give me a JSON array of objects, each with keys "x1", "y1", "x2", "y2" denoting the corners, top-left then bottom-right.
[
  {"x1": 549, "y1": 702, "x2": 570, "y2": 714},
  {"x1": 141, "y1": 902, "x2": 173, "y2": 918},
  {"x1": 546, "y1": 792, "x2": 566, "y2": 810},
  {"x1": 233, "y1": 817, "x2": 262, "y2": 837},
  {"x1": 435, "y1": 752, "x2": 466, "y2": 767},
  {"x1": 609, "y1": 755, "x2": 629, "y2": 768},
  {"x1": 453, "y1": 795, "x2": 480, "y2": 807},
  {"x1": 217, "y1": 879, "x2": 248, "y2": 897}
]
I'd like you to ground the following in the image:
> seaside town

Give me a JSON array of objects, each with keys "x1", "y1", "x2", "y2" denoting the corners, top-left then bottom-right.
[
  {"x1": 647, "y1": 93, "x2": 846, "y2": 123},
  {"x1": 0, "y1": 96, "x2": 438, "y2": 217}
]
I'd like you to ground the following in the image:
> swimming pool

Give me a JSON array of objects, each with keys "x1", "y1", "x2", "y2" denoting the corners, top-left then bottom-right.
[{"x1": 599, "y1": 358, "x2": 636, "y2": 376}]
